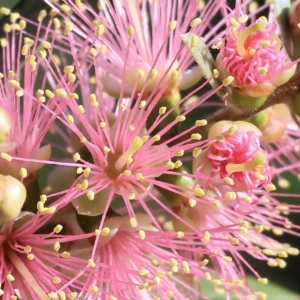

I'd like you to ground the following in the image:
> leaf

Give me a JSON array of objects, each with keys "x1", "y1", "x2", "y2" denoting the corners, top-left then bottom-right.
[
  {"x1": 181, "y1": 33, "x2": 222, "y2": 91},
  {"x1": 273, "y1": 0, "x2": 293, "y2": 59}
]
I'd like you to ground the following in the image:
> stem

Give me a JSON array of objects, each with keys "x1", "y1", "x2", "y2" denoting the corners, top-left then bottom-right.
[{"x1": 6, "y1": 250, "x2": 49, "y2": 300}]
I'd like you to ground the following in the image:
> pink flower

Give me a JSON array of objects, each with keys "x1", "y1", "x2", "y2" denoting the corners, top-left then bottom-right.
[
  {"x1": 0, "y1": 210, "x2": 94, "y2": 299},
  {"x1": 0, "y1": 13, "x2": 70, "y2": 182},
  {"x1": 45, "y1": 0, "x2": 226, "y2": 98},
  {"x1": 216, "y1": 7, "x2": 296, "y2": 105}
]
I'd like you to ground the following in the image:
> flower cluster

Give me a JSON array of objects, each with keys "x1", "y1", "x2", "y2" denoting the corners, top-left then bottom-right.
[{"x1": 0, "y1": 1, "x2": 300, "y2": 299}]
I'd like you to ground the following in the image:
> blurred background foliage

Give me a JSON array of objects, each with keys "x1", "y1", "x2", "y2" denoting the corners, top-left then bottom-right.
[{"x1": 0, "y1": 0, "x2": 299, "y2": 298}]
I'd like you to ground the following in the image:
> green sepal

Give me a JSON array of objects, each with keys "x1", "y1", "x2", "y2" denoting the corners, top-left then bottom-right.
[
  {"x1": 76, "y1": 208, "x2": 118, "y2": 234},
  {"x1": 146, "y1": 90, "x2": 181, "y2": 139},
  {"x1": 232, "y1": 88, "x2": 268, "y2": 110},
  {"x1": 156, "y1": 166, "x2": 194, "y2": 206},
  {"x1": 247, "y1": 110, "x2": 269, "y2": 129}
]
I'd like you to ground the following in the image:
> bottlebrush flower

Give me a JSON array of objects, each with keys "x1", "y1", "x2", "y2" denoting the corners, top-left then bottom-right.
[
  {"x1": 0, "y1": 210, "x2": 94, "y2": 300},
  {"x1": 65, "y1": 212, "x2": 255, "y2": 300},
  {"x1": 216, "y1": 8, "x2": 296, "y2": 109},
  {"x1": 0, "y1": 12, "x2": 70, "y2": 183},
  {"x1": 44, "y1": 0, "x2": 226, "y2": 98}
]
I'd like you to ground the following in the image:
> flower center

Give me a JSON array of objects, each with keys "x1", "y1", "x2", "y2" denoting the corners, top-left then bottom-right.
[{"x1": 104, "y1": 136, "x2": 144, "y2": 180}]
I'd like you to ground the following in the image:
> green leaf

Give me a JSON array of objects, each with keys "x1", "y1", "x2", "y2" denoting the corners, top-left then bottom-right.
[{"x1": 181, "y1": 33, "x2": 225, "y2": 96}]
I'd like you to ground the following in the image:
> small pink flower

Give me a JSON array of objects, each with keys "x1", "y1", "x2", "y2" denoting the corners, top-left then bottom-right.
[
  {"x1": 45, "y1": 0, "x2": 226, "y2": 97},
  {"x1": 0, "y1": 14, "x2": 71, "y2": 182},
  {"x1": 216, "y1": 14, "x2": 296, "y2": 99},
  {"x1": 0, "y1": 211, "x2": 93, "y2": 299},
  {"x1": 193, "y1": 121, "x2": 272, "y2": 199}
]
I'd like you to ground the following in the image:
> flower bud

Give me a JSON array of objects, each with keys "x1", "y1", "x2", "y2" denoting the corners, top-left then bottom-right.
[
  {"x1": 0, "y1": 175, "x2": 26, "y2": 222},
  {"x1": 193, "y1": 121, "x2": 272, "y2": 193},
  {"x1": 216, "y1": 17, "x2": 296, "y2": 108}
]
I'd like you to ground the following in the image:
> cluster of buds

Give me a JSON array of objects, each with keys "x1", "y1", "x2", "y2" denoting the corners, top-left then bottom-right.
[{"x1": 0, "y1": 1, "x2": 300, "y2": 300}]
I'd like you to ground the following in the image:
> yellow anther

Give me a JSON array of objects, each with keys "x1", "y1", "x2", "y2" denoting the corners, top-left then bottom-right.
[
  {"x1": 7, "y1": 274, "x2": 15, "y2": 281},
  {"x1": 230, "y1": 238, "x2": 239, "y2": 245},
  {"x1": 265, "y1": 183, "x2": 276, "y2": 192},
  {"x1": 203, "y1": 231, "x2": 210, "y2": 243},
  {"x1": 63, "y1": 65, "x2": 74, "y2": 75},
  {"x1": 101, "y1": 227, "x2": 110, "y2": 236},
  {"x1": 176, "y1": 115, "x2": 186, "y2": 122},
  {"x1": 192, "y1": 147, "x2": 202, "y2": 158},
  {"x1": 27, "y1": 254, "x2": 34, "y2": 260},
  {"x1": 87, "y1": 190, "x2": 95, "y2": 201},
  {"x1": 9, "y1": 80, "x2": 20, "y2": 88},
  {"x1": 181, "y1": 261, "x2": 190, "y2": 274},
  {"x1": 54, "y1": 241, "x2": 60, "y2": 251},
  {"x1": 188, "y1": 198, "x2": 197, "y2": 207},
  {"x1": 224, "y1": 191, "x2": 236, "y2": 200},
  {"x1": 194, "y1": 187, "x2": 205, "y2": 197},
  {"x1": 169, "y1": 258, "x2": 178, "y2": 266},
  {"x1": 45, "y1": 89, "x2": 55, "y2": 99},
  {"x1": 152, "y1": 259, "x2": 159, "y2": 267},
  {"x1": 190, "y1": 18, "x2": 202, "y2": 27},
  {"x1": 199, "y1": 259, "x2": 209, "y2": 267},
  {"x1": 139, "y1": 269, "x2": 149, "y2": 277},
  {"x1": 211, "y1": 279, "x2": 223, "y2": 285},
  {"x1": 175, "y1": 149, "x2": 184, "y2": 156},
  {"x1": 129, "y1": 217, "x2": 137, "y2": 228},
  {"x1": 257, "y1": 278, "x2": 268, "y2": 285},
  {"x1": 20, "y1": 167, "x2": 28, "y2": 178},
  {"x1": 127, "y1": 25, "x2": 134, "y2": 36},
  {"x1": 73, "y1": 152, "x2": 80, "y2": 162},
  {"x1": 262, "y1": 249, "x2": 277, "y2": 256},
  {"x1": 168, "y1": 20, "x2": 177, "y2": 31},
  {"x1": 195, "y1": 119, "x2": 208, "y2": 126},
  {"x1": 61, "y1": 251, "x2": 70, "y2": 258},
  {"x1": 177, "y1": 231, "x2": 184, "y2": 238},
  {"x1": 55, "y1": 88, "x2": 68, "y2": 98},
  {"x1": 138, "y1": 229, "x2": 145, "y2": 240},
  {"x1": 88, "y1": 259, "x2": 96, "y2": 268},
  {"x1": 223, "y1": 256, "x2": 232, "y2": 262},
  {"x1": 205, "y1": 272, "x2": 211, "y2": 281},
  {"x1": 223, "y1": 76, "x2": 234, "y2": 86},
  {"x1": 191, "y1": 133, "x2": 202, "y2": 140},
  {"x1": 54, "y1": 224, "x2": 63, "y2": 233},
  {"x1": 223, "y1": 177, "x2": 234, "y2": 185},
  {"x1": 53, "y1": 277, "x2": 61, "y2": 284},
  {"x1": 24, "y1": 245, "x2": 32, "y2": 253}
]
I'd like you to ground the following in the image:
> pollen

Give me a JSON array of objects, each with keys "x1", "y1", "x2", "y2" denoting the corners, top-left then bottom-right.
[
  {"x1": 54, "y1": 224, "x2": 63, "y2": 233},
  {"x1": 138, "y1": 229, "x2": 146, "y2": 240},
  {"x1": 101, "y1": 227, "x2": 110, "y2": 236},
  {"x1": 127, "y1": 25, "x2": 134, "y2": 36},
  {"x1": 188, "y1": 198, "x2": 197, "y2": 207},
  {"x1": 257, "y1": 278, "x2": 268, "y2": 285},
  {"x1": 222, "y1": 76, "x2": 234, "y2": 86},
  {"x1": 53, "y1": 277, "x2": 61, "y2": 284},
  {"x1": 181, "y1": 261, "x2": 190, "y2": 274},
  {"x1": 139, "y1": 269, "x2": 150, "y2": 277},
  {"x1": 129, "y1": 217, "x2": 137, "y2": 228},
  {"x1": 190, "y1": 18, "x2": 202, "y2": 27},
  {"x1": 168, "y1": 20, "x2": 177, "y2": 31},
  {"x1": 158, "y1": 107, "x2": 166, "y2": 115},
  {"x1": 177, "y1": 231, "x2": 184, "y2": 238},
  {"x1": 61, "y1": 251, "x2": 71, "y2": 258},
  {"x1": 193, "y1": 147, "x2": 202, "y2": 158},
  {"x1": 88, "y1": 259, "x2": 96, "y2": 268},
  {"x1": 24, "y1": 245, "x2": 32, "y2": 253},
  {"x1": 87, "y1": 190, "x2": 95, "y2": 201},
  {"x1": 203, "y1": 231, "x2": 210, "y2": 243},
  {"x1": 54, "y1": 241, "x2": 60, "y2": 251},
  {"x1": 19, "y1": 167, "x2": 28, "y2": 178},
  {"x1": 195, "y1": 119, "x2": 207, "y2": 126},
  {"x1": 6, "y1": 274, "x2": 15, "y2": 281},
  {"x1": 191, "y1": 133, "x2": 201, "y2": 140}
]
